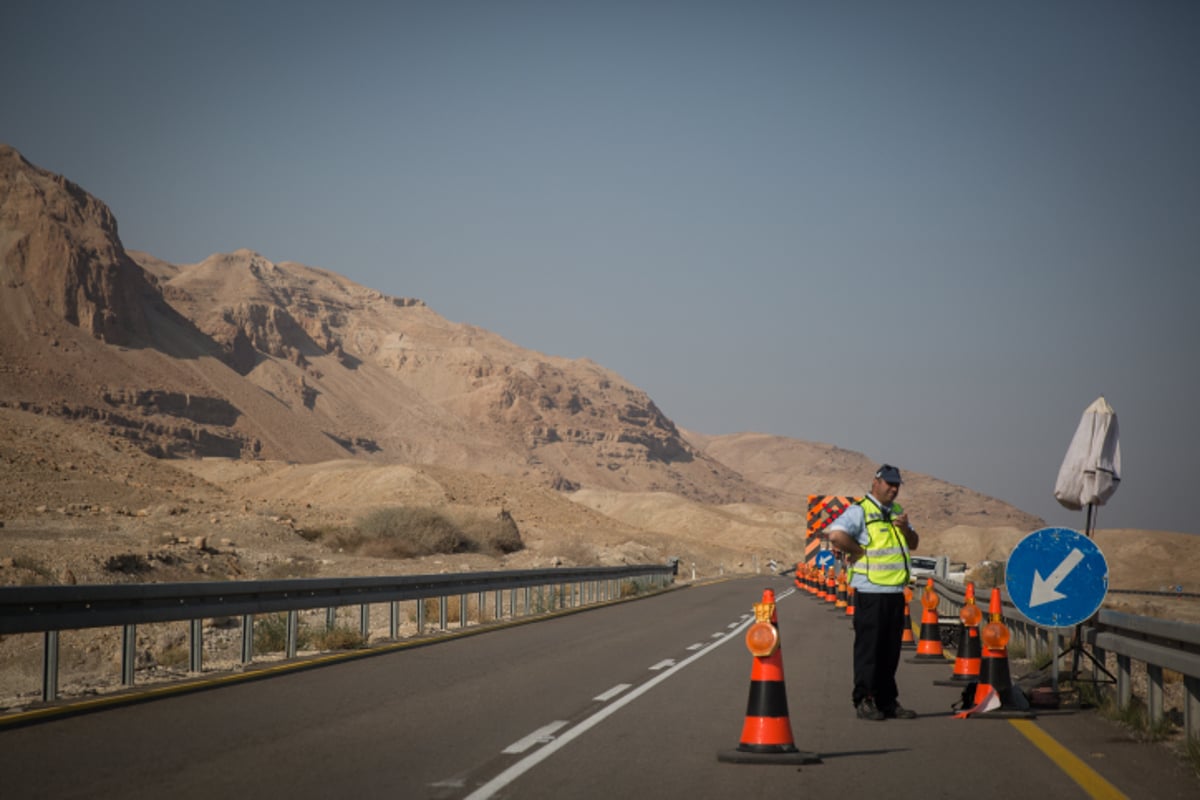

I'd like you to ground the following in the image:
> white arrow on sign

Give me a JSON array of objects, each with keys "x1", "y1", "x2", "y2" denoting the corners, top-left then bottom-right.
[{"x1": 1030, "y1": 547, "x2": 1085, "y2": 608}]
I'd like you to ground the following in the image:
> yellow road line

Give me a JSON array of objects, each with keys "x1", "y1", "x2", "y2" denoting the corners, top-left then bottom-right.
[{"x1": 1009, "y1": 719, "x2": 1128, "y2": 800}]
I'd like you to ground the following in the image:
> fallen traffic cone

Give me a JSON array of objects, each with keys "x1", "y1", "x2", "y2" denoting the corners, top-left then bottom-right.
[
  {"x1": 718, "y1": 590, "x2": 822, "y2": 765},
  {"x1": 900, "y1": 586, "x2": 916, "y2": 648},
  {"x1": 955, "y1": 588, "x2": 1033, "y2": 718},
  {"x1": 934, "y1": 582, "x2": 982, "y2": 687},
  {"x1": 907, "y1": 578, "x2": 945, "y2": 663}
]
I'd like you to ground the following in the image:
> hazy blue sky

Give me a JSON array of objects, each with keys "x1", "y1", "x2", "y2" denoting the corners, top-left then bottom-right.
[{"x1": 5, "y1": 2, "x2": 1198, "y2": 534}]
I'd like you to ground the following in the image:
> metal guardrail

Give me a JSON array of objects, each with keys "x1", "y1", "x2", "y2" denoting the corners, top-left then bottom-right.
[
  {"x1": 927, "y1": 575, "x2": 1200, "y2": 741},
  {"x1": 0, "y1": 564, "x2": 677, "y2": 704}
]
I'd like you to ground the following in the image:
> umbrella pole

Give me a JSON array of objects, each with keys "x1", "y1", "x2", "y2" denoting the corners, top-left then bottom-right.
[{"x1": 1064, "y1": 502, "x2": 1116, "y2": 685}]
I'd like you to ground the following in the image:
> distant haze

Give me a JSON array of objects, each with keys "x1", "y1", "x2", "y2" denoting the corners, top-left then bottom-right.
[{"x1": 4, "y1": 2, "x2": 1197, "y2": 533}]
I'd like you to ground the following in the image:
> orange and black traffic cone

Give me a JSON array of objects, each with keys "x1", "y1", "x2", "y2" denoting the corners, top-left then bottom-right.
[
  {"x1": 845, "y1": 584, "x2": 855, "y2": 618},
  {"x1": 834, "y1": 571, "x2": 848, "y2": 610},
  {"x1": 900, "y1": 585, "x2": 916, "y2": 648},
  {"x1": 955, "y1": 588, "x2": 1033, "y2": 718},
  {"x1": 824, "y1": 568, "x2": 837, "y2": 605},
  {"x1": 794, "y1": 562, "x2": 803, "y2": 591},
  {"x1": 934, "y1": 582, "x2": 983, "y2": 687},
  {"x1": 718, "y1": 590, "x2": 821, "y2": 764},
  {"x1": 907, "y1": 578, "x2": 945, "y2": 663}
]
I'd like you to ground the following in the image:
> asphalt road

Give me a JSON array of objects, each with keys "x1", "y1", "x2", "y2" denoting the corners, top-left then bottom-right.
[{"x1": 1, "y1": 576, "x2": 1196, "y2": 798}]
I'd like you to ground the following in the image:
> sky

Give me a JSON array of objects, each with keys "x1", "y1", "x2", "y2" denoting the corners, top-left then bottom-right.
[{"x1": 4, "y1": 1, "x2": 1199, "y2": 535}]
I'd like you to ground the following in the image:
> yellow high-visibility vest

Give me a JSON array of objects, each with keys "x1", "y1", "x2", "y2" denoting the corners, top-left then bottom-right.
[{"x1": 848, "y1": 496, "x2": 911, "y2": 586}]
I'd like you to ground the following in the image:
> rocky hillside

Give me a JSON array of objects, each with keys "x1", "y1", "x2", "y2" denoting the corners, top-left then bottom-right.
[{"x1": 0, "y1": 142, "x2": 1048, "y2": 584}]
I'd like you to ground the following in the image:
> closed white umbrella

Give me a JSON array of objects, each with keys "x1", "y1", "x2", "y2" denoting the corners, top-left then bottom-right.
[
  {"x1": 1051, "y1": 396, "x2": 1121, "y2": 686},
  {"x1": 1054, "y1": 396, "x2": 1121, "y2": 530}
]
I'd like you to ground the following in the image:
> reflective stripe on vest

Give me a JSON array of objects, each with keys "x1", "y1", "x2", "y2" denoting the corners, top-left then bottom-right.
[{"x1": 849, "y1": 496, "x2": 911, "y2": 586}]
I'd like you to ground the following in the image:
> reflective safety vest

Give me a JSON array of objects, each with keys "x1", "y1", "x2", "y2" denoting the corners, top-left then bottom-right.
[{"x1": 848, "y1": 496, "x2": 911, "y2": 586}]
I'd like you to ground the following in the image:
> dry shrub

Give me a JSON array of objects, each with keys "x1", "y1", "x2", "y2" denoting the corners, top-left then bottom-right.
[
  {"x1": 311, "y1": 626, "x2": 365, "y2": 651},
  {"x1": 341, "y1": 507, "x2": 524, "y2": 560}
]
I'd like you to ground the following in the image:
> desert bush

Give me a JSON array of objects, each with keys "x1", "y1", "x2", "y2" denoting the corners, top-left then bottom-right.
[
  {"x1": 338, "y1": 506, "x2": 525, "y2": 560},
  {"x1": 158, "y1": 643, "x2": 189, "y2": 668},
  {"x1": 356, "y1": 507, "x2": 468, "y2": 558},
  {"x1": 459, "y1": 510, "x2": 524, "y2": 555},
  {"x1": 104, "y1": 553, "x2": 151, "y2": 574},
  {"x1": 254, "y1": 613, "x2": 311, "y2": 653},
  {"x1": 310, "y1": 626, "x2": 366, "y2": 651}
]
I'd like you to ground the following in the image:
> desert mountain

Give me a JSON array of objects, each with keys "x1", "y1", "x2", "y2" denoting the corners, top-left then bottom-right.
[{"x1": 0, "y1": 142, "x2": 1062, "y2": 586}]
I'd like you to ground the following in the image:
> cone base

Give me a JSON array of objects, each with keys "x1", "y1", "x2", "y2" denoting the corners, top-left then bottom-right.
[
  {"x1": 717, "y1": 747, "x2": 822, "y2": 765},
  {"x1": 933, "y1": 677, "x2": 977, "y2": 686},
  {"x1": 906, "y1": 654, "x2": 947, "y2": 663}
]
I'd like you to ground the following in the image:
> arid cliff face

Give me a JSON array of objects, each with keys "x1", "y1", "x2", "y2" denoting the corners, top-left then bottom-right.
[{"x1": 0, "y1": 142, "x2": 1040, "y2": 531}]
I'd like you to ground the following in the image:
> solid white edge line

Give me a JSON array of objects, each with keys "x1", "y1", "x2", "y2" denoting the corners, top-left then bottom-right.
[
  {"x1": 464, "y1": 613, "x2": 757, "y2": 800},
  {"x1": 593, "y1": 683, "x2": 632, "y2": 702}
]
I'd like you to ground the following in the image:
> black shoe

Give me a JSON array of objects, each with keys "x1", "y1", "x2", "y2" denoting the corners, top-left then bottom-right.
[
  {"x1": 856, "y1": 697, "x2": 885, "y2": 721},
  {"x1": 882, "y1": 703, "x2": 917, "y2": 719}
]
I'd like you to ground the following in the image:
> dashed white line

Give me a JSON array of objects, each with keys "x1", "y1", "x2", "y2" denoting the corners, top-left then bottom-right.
[
  {"x1": 593, "y1": 684, "x2": 632, "y2": 702},
  {"x1": 501, "y1": 721, "x2": 569, "y2": 754},
  {"x1": 464, "y1": 614, "x2": 756, "y2": 800},
  {"x1": 685, "y1": 643, "x2": 705, "y2": 651},
  {"x1": 648, "y1": 659, "x2": 676, "y2": 671}
]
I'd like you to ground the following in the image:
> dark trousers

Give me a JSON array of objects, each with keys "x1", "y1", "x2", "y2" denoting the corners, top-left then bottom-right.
[{"x1": 851, "y1": 590, "x2": 906, "y2": 709}]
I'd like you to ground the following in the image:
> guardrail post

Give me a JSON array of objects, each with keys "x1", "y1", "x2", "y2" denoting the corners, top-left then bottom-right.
[
  {"x1": 508, "y1": 589, "x2": 514, "y2": 619},
  {"x1": 189, "y1": 619, "x2": 203, "y2": 673},
  {"x1": 122, "y1": 624, "x2": 137, "y2": 686},
  {"x1": 459, "y1": 594, "x2": 468, "y2": 628},
  {"x1": 495, "y1": 590, "x2": 502, "y2": 620},
  {"x1": 326, "y1": 607, "x2": 336, "y2": 631},
  {"x1": 1185, "y1": 675, "x2": 1200, "y2": 742},
  {"x1": 43, "y1": 630, "x2": 59, "y2": 702},
  {"x1": 1147, "y1": 664, "x2": 1164, "y2": 726},
  {"x1": 241, "y1": 615, "x2": 254, "y2": 663},
  {"x1": 360, "y1": 604, "x2": 370, "y2": 641},
  {"x1": 417, "y1": 599, "x2": 426, "y2": 634},
  {"x1": 439, "y1": 596, "x2": 448, "y2": 630},
  {"x1": 286, "y1": 611, "x2": 299, "y2": 659},
  {"x1": 390, "y1": 602, "x2": 399, "y2": 639},
  {"x1": 1116, "y1": 654, "x2": 1132, "y2": 709},
  {"x1": 478, "y1": 591, "x2": 485, "y2": 623},
  {"x1": 1091, "y1": 642, "x2": 1107, "y2": 694}
]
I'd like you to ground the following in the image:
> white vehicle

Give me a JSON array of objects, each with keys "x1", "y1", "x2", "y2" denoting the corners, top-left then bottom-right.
[{"x1": 910, "y1": 555, "x2": 967, "y2": 584}]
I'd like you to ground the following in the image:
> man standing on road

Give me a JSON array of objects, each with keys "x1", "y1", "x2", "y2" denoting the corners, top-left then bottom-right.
[{"x1": 828, "y1": 464, "x2": 920, "y2": 721}]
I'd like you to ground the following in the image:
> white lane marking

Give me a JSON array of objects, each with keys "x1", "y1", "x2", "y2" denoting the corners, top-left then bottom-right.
[
  {"x1": 464, "y1": 612, "x2": 757, "y2": 800},
  {"x1": 685, "y1": 643, "x2": 705, "y2": 651},
  {"x1": 648, "y1": 659, "x2": 675, "y2": 671},
  {"x1": 726, "y1": 621, "x2": 741, "y2": 629},
  {"x1": 711, "y1": 632, "x2": 725, "y2": 638},
  {"x1": 593, "y1": 684, "x2": 632, "y2": 702},
  {"x1": 501, "y1": 721, "x2": 569, "y2": 754}
]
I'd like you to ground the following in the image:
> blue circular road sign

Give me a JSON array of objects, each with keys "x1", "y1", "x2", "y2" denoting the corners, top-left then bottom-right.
[
  {"x1": 1005, "y1": 527, "x2": 1109, "y2": 627},
  {"x1": 815, "y1": 550, "x2": 836, "y2": 568}
]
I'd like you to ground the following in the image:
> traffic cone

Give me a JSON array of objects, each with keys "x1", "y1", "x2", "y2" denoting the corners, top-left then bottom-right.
[
  {"x1": 794, "y1": 562, "x2": 803, "y2": 591},
  {"x1": 907, "y1": 578, "x2": 945, "y2": 663},
  {"x1": 835, "y1": 571, "x2": 848, "y2": 609},
  {"x1": 845, "y1": 584, "x2": 855, "y2": 618},
  {"x1": 900, "y1": 585, "x2": 916, "y2": 648},
  {"x1": 824, "y1": 568, "x2": 837, "y2": 604},
  {"x1": 955, "y1": 588, "x2": 1033, "y2": 719},
  {"x1": 934, "y1": 582, "x2": 982, "y2": 687},
  {"x1": 718, "y1": 590, "x2": 822, "y2": 764}
]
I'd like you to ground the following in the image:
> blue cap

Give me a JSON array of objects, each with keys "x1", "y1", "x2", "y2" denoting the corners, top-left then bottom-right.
[{"x1": 875, "y1": 464, "x2": 903, "y2": 484}]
